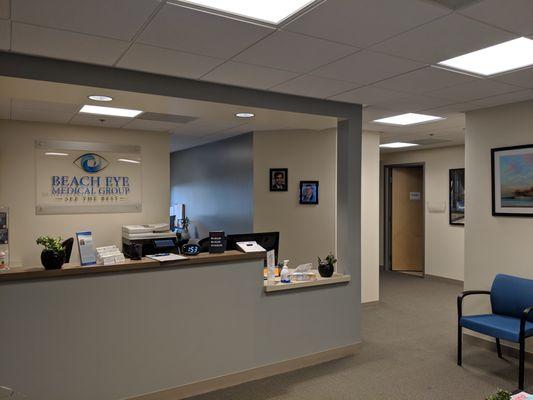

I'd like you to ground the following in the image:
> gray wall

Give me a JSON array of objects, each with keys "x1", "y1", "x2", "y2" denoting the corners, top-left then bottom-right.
[{"x1": 170, "y1": 133, "x2": 253, "y2": 238}]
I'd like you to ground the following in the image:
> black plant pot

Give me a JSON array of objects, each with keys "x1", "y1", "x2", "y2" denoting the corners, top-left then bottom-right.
[
  {"x1": 41, "y1": 250, "x2": 65, "y2": 270},
  {"x1": 318, "y1": 262, "x2": 334, "y2": 278}
]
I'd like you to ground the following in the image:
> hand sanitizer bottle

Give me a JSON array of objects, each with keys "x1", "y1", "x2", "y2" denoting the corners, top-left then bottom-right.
[{"x1": 280, "y1": 259, "x2": 290, "y2": 283}]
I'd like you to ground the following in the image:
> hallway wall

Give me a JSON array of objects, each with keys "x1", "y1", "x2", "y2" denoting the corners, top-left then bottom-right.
[
  {"x1": 465, "y1": 99, "x2": 533, "y2": 303},
  {"x1": 380, "y1": 146, "x2": 465, "y2": 281}
]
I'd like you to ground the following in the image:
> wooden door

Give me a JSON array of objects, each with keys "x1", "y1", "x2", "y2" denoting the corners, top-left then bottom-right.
[{"x1": 391, "y1": 167, "x2": 424, "y2": 271}]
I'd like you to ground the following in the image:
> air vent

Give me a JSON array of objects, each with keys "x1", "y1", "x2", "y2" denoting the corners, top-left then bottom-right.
[
  {"x1": 427, "y1": 0, "x2": 482, "y2": 10},
  {"x1": 138, "y1": 112, "x2": 198, "y2": 124},
  {"x1": 413, "y1": 138, "x2": 452, "y2": 145}
]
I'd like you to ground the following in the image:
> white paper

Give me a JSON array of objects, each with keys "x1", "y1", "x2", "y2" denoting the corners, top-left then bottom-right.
[{"x1": 146, "y1": 253, "x2": 188, "y2": 262}]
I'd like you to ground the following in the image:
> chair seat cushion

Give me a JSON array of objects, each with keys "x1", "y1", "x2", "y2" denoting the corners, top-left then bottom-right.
[{"x1": 461, "y1": 314, "x2": 533, "y2": 342}]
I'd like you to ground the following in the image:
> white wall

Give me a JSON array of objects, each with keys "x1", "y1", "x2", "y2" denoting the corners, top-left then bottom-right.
[
  {"x1": 465, "y1": 100, "x2": 533, "y2": 298},
  {"x1": 253, "y1": 129, "x2": 337, "y2": 269},
  {"x1": 0, "y1": 120, "x2": 170, "y2": 267},
  {"x1": 381, "y1": 145, "x2": 465, "y2": 281},
  {"x1": 361, "y1": 132, "x2": 380, "y2": 302}
]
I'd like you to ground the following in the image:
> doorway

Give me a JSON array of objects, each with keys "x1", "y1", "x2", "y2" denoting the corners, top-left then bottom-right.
[{"x1": 384, "y1": 164, "x2": 425, "y2": 276}]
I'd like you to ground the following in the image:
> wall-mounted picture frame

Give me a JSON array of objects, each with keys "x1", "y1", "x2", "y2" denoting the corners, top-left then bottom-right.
[
  {"x1": 299, "y1": 181, "x2": 319, "y2": 205},
  {"x1": 492, "y1": 144, "x2": 533, "y2": 217},
  {"x1": 270, "y1": 168, "x2": 288, "y2": 192},
  {"x1": 449, "y1": 168, "x2": 465, "y2": 225}
]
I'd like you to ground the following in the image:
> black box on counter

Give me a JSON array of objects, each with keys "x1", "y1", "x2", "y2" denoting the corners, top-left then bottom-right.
[{"x1": 209, "y1": 231, "x2": 226, "y2": 253}]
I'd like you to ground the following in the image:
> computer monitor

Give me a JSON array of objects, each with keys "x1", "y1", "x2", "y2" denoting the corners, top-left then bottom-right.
[{"x1": 227, "y1": 232, "x2": 279, "y2": 263}]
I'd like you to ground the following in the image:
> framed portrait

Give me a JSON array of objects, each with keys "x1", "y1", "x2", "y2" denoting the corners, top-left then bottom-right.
[
  {"x1": 449, "y1": 168, "x2": 465, "y2": 225},
  {"x1": 299, "y1": 181, "x2": 319, "y2": 205},
  {"x1": 270, "y1": 168, "x2": 288, "y2": 192},
  {"x1": 492, "y1": 144, "x2": 533, "y2": 217}
]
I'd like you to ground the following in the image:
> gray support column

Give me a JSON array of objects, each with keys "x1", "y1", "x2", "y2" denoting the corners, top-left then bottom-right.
[{"x1": 337, "y1": 115, "x2": 362, "y2": 335}]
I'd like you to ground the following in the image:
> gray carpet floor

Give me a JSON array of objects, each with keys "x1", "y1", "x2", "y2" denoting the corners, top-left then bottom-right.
[{"x1": 188, "y1": 271, "x2": 530, "y2": 399}]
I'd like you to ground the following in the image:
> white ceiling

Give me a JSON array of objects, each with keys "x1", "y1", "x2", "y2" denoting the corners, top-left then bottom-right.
[
  {"x1": 1, "y1": 0, "x2": 533, "y2": 150},
  {"x1": 0, "y1": 76, "x2": 337, "y2": 152}
]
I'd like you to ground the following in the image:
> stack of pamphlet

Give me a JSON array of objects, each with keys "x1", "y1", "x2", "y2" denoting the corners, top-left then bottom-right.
[
  {"x1": 512, "y1": 392, "x2": 533, "y2": 399},
  {"x1": 96, "y1": 245, "x2": 125, "y2": 265}
]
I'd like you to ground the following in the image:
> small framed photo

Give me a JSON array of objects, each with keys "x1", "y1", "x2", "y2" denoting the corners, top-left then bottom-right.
[
  {"x1": 492, "y1": 144, "x2": 533, "y2": 217},
  {"x1": 449, "y1": 168, "x2": 465, "y2": 225},
  {"x1": 270, "y1": 168, "x2": 288, "y2": 192},
  {"x1": 299, "y1": 181, "x2": 319, "y2": 205}
]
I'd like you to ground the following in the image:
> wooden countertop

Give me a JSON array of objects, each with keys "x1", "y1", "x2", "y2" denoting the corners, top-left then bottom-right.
[
  {"x1": 0, "y1": 251, "x2": 265, "y2": 283},
  {"x1": 264, "y1": 270, "x2": 351, "y2": 293}
]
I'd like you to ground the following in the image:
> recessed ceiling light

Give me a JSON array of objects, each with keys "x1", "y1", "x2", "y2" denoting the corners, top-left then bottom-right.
[
  {"x1": 45, "y1": 152, "x2": 69, "y2": 156},
  {"x1": 374, "y1": 113, "x2": 444, "y2": 126},
  {"x1": 88, "y1": 95, "x2": 113, "y2": 102},
  {"x1": 175, "y1": 0, "x2": 317, "y2": 24},
  {"x1": 438, "y1": 37, "x2": 533, "y2": 76},
  {"x1": 79, "y1": 105, "x2": 142, "y2": 118},
  {"x1": 379, "y1": 142, "x2": 419, "y2": 149},
  {"x1": 235, "y1": 112, "x2": 255, "y2": 118},
  {"x1": 118, "y1": 158, "x2": 141, "y2": 164}
]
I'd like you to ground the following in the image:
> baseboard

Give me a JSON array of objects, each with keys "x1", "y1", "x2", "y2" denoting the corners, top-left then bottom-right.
[
  {"x1": 425, "y1": 274, "x2": 464, "y2": 285},
  {"x1": 464, "y1": 333, "x2": 533, "y2": 358},
  {"x1": 126, "y1": 342, "x2": 361, "y2": 400},
  {"x1": 362, "y1": 300, "x2": 381, "y2": 308}
]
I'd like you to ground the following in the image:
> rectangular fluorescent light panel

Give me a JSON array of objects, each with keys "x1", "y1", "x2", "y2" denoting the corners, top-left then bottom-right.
[
  {"x1": 374, "y1": 113, "x2": 443, "y2": 126},
  {"x1": 176, "y1": 0, "x2": 317, "y2": 24},
  {"x1": 79, "y1": 105, "x2": 142, "y2": 118},
  {"x1": 438, "y1": 37, "x2": 533, "y2": 76},
  {"x1": 379, "y1": 142, "x2": 419, "y2": 149}
]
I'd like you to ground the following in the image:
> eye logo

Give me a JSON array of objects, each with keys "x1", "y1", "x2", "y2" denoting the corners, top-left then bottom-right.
[{"x1": 74, "y1": 153, "x2": 109, "y2": 173}]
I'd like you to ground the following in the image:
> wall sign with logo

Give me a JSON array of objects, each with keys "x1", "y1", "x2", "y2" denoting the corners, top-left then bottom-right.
[{"x1": 35, "y1": 140, "x2": 142, "y2": 215}]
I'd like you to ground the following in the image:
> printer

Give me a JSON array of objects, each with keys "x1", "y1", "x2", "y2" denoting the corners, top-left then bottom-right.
[{"x1": 122, "y1": 223, "x2": 179, "y2": 257}]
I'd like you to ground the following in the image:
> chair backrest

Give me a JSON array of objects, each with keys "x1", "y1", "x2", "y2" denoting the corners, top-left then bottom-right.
[{"x1": 491, "y1": 274, "x2": 533, "y2": 321}]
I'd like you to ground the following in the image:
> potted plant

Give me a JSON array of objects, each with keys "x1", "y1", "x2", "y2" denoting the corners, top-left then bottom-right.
[
  {"x1": 486, "y1": 390, "x2": 511, "y2": 400},
  {"x1": 36, "y1": 236, "x2": 65, "y2": 270},
  {"x1": 317, "y1": 252, "x2": 337, "y2": 278}
]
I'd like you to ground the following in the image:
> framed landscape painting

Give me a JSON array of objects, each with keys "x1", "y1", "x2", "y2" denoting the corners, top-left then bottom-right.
[
  {"x1": 449, "y1": 168, "x2": 465, "y2": 225},
  {"x1": 492, "y1": 144, "x2": 533, "y2": 216}
]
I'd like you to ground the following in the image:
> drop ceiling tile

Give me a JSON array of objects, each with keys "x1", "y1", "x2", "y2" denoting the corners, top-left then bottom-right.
[
  {"x1": 12, "y1": 108, "x2": 74, "y2": 124},
  {"x1": 371, "y1": 13, "x2": 515, "y2": 63},
  {"x1": 375, "y1": 92, "x2": 454, "y2": 112},
  {"x1": 12, "y1": 23, "x2": 129, "y2": 65},
  {"x1": 423, "y1": 102, "x2": 476, "y2": 114},
  {"x1": 138, "y1": 3, "x2": 273, "y2": 59},
  {"x1": 285, "y1": 0, "x2": 449, "y2": 48},
  {"x1": 493, "y1": 67, "x2": 533, "y2": 89},
  {"x1": 330, "y1": 86, "x2": 408, "y2": 105},
  {"x1": 12, "y1": 0, "x2": 160, "y2": 41},
  {"x1": 312, "y1": 50, "x2": 424, "y2": 85},
  {"x1": 0, "y1": 19, "x2": 9, "y2": 50},
  {"x1": 427, "y1": 79, "x2": 522, "y2": 102},
  {"x1": 117, "y1": 44, "x2": 224, "y2": 79},
  {"x1": 71, "y1": 114, "x2": 131, "y2": 128},
  {"x1": 233, "y1": 31, "x2": 357, "y2": 73},
  {"x1": 469, "y1": 89, "x2": 533, "y2": 109},
  {"x1": 0, "y1": 0, "x2": 9, "y2": 19},
  {"x1": 201, "y1": 61, "x2": 299, "y2": 90},
  {"x1": 123, "y1": 118, "x2": 183, "y2": 132},
  {"x1": 12, "y1": 99, "x2": 80, "y2": 114},
  {"x1": 460, "y1": 0, "x2": 533, "y2": 36},
  {"x1": 375, "y1": 66, "x2": 476, "y2": 94},
  {"x1": 270, "y1": 75, "x2": 359, "y2": 99}
]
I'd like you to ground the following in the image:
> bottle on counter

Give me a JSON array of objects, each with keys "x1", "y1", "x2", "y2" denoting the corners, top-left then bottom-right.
[{"x1": 280, "y1": 259, "x2": 290, "y2": 283}]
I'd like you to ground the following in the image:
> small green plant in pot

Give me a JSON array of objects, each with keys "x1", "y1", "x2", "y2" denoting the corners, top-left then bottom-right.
[
  {"x1": 317, "y1": 252, "x2": 337, "y2": 278},
  {"x1": 486, "y1": 389, "x2": 512, "y2": 400},
  {"x1": 36, "y1": 236, "x2": 65, "y2": 270}
]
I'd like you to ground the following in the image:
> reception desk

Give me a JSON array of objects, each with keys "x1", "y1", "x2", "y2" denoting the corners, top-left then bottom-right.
[{"x1": 0, "y1": 251, "x2": 359, "y2": 400}]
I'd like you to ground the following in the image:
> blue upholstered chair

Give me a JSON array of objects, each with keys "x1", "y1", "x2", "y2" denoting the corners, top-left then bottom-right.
[{"x1": 458, "y1": 274, "x2": 533, "y2": 390}]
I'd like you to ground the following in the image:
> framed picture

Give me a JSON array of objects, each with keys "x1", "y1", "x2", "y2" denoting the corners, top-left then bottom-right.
[
  {"x1": 270, "y1": 168, "x2": 288, "y2": 192},
  {"x1": 449, "y1": 168, "x2": 465, "y2": 225},
  {"x1": 492, "y1": 144, "x2": 533, "y2": 217},
  {"x1": 299, "y1": 181, "x2": 319, "y2": 205}
]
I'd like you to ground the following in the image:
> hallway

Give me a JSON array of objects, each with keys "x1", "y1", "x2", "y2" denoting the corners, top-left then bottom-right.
[{"x1": 190, "y1": 272, "x2": 529, "y2": 399}]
